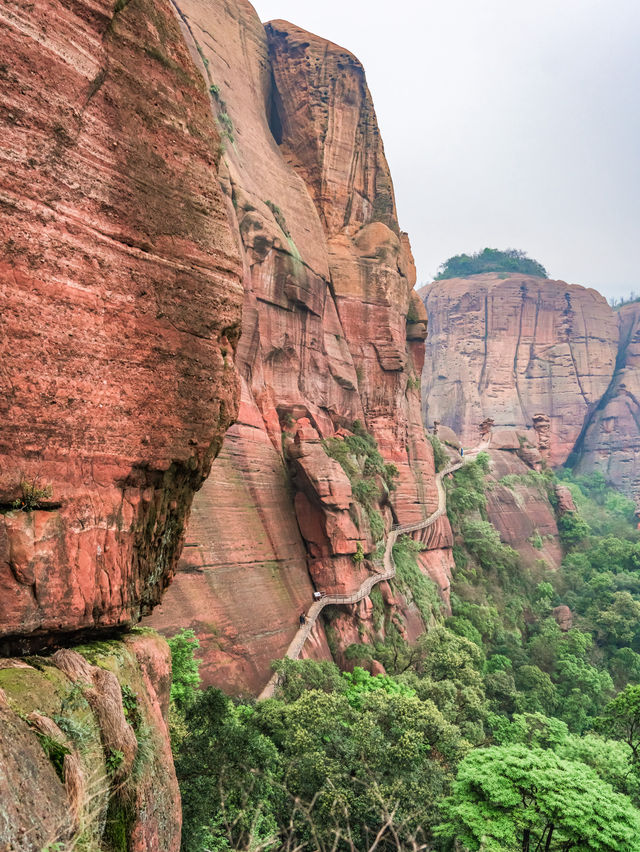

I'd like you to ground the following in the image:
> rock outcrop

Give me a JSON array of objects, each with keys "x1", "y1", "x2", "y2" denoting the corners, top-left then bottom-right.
[
  {"x1": 0, "y1": 631, "x2": 180, "y2": 852},
  {"x1": 575, "y1": 302, "x2": 640, "y2": 506},
  {"x1": 0, "y1": 0, "x2": 242, "y2": 645},
  {"x1": 484, "y1": 442, "x2": 563, "y2": 571},
  {"x1": 421, "y1": 274, "x2": 618, "y2": 467},
  {"x1": 147, "y1": 1, "x2": 448, "y2": 694}
]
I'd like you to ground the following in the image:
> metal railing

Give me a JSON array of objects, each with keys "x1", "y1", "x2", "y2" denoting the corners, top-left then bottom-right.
[{"x1": 258, "y1": 457, "x2": 468, "y2": 699}]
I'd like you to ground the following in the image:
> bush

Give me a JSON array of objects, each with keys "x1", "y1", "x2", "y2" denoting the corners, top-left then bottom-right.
[
  {"x1": 434, "y1": 247, "x2": 548, "y2": 280},
  {"x1": 428, "y1": 433, "x2": 449, "y2": 472},
  {"x1": 461, "y1": 519, "x2": 518, "y2": 573},
  {"x1": 446, "y1": 455, "x2": 489, "y2": 523},
  {"x1": 12, "y1": 477, "x2": 53, "y2": 511},
  {"x1": 558, "y1": 511, "x2": 591, "y2": 546},
  {"x1": 322, "y1": 424, "x2": 397, "y2": 511},
  {"x1": 393, "y1": 535, "x2": 441, "y2": 624},
  {"x1": 217, "y1": 111, "x2": 234, "y2": 142},
  {"x1": 168, "y1": 629, "x2": 201, "y2": 710}
]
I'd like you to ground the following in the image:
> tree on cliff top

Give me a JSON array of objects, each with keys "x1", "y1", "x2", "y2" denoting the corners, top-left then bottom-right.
[{"x1": 434, "y1": 248, "x2": 548, "y2": 280}]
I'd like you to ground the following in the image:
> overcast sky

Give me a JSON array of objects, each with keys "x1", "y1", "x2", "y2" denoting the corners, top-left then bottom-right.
[{"x1": 252, "y1": 0, "x2": 640, "y2": 300}]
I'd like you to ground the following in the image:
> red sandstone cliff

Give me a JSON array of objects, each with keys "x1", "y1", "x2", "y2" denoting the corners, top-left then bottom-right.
[
  {"x1": 0, "y1": 0, "x2": 242, "y2": 645},
  {"x1": 420, "y1": 274, "x2": 618, "y2": 467},
  {"x1": 575, "y1": 302, "x2": 640, "y2": 505},
  {"x1": 147, "y1": 1, "x2": 448, "y2": 693}
]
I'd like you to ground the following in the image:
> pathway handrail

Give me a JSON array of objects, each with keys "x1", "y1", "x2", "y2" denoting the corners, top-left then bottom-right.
[{"x1": 258, "y1": 458, "x2": 466, "y2": 699}]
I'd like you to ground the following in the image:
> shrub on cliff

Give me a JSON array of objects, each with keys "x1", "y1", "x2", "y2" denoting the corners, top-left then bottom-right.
[
  {"x1": 445, "y1": 453, "x2": 489, "y2": 524},
  {"x1": 434, "y1": 247, "x2": 548, "y2": 280},
  {"x1": 168, "y1": 628, "x2": 201, "y2": 710},
  {"x1": 428, "y1": 433, "x2": 449, "y2": 472}
]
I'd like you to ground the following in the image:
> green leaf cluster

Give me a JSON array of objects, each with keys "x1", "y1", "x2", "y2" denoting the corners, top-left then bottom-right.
[{"x1": 434, "y1": 247, "x2": 548, "y2": 280}]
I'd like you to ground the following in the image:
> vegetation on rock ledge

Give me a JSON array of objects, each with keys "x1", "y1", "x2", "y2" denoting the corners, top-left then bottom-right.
[
  {"x1": 434, "y1": 247, "x2": 548, "y2": 280},
  {"x1": 168, "y1": 462, "x2": 640, "y2": 850}
]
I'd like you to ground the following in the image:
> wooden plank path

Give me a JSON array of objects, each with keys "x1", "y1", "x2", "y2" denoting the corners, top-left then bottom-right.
[{"x1": 258, "y1": 449, "x2": 482, "y2": 700}]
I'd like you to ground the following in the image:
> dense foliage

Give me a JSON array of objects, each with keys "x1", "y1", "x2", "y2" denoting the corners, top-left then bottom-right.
[
  {"x1": 169, "y1": 462, "x2": 640, "y2": 850},
  {"x1": 434, "y1": 247, "x2": 548, "y2": 280}
]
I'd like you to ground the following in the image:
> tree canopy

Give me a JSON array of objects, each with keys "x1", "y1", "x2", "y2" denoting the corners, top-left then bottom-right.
[
  {"x1": 434, "y1": 248, "x2": 548, "y2": 280},
  {"x1": 436, "y1": 744, "x2": 640, "y2": 852}
]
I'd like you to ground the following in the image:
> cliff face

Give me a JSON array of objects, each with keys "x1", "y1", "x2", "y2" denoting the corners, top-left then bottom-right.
[
  {"x1": 575, "y1": 302, "x2": 640, "y2": 504},
  {"x1": 0, "y1": 632, "x2": 180, "y2": 852},
  {"x1": 421, "y1": 274, "x2": 619, "y2": 467},
  {"x1": 147, "y1": 1, "x2": 447, "y2": 694},
  {"x1": 0, "y1": 0, "x2": 244, "y2": 842},
  {"x1": 483, "y1": 437, "x2": 563, "y2": 572},
  {"x1": 0, "y1": 0, "x2": 242, "y2": 645}
]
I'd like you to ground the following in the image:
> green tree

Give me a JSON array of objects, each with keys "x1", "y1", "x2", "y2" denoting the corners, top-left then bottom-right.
[
  {"x1": 175, "y1": 688, "x2": 281, "y2": 852},
  {"x1": 167, "y1": 628, "x2": 201, "y2": 710},
  {"x1": 558, "y1": 511, "x2": 591, "y2": 546},
  {"x1": 434, "y1": 248, "x2": 548, "y2": 280},
  {"x1": 436, "y1": 743, "x2": 640, "y2": 851},
  {"x1": 597, "y1": 685, "x2": 640, "y2": 769}
]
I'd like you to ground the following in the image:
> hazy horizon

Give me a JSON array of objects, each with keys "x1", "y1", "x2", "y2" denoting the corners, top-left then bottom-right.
[{"x1": 253, "y1": 0, "x2": 640, "y2": 302}]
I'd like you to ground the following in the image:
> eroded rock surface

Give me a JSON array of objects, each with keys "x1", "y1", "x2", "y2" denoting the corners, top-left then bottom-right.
[
  {"x1": 575, "y1": 303, "x2": 640, "y2": 505},
  {"x1": 0, "y1": 632, "x2": 179, "y2": 852},
  {"x1": 147, "y1": 2, "x2": 449, "y2": 693},
  {"x1": 485, "y1": 446, "x2": 563, "y2": 571},
  {"x1": 421, "y1": 274, "x2": 618, "y2": 466},
  {"x1": 0, "y1": 0, "x2": 242, "y2": 643}
]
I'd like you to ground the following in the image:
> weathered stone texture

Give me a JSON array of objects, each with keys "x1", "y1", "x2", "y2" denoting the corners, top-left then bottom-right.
[
  {"x1": 421, "y1": 274, "x2": 618, "y2": 466},
  {"x1": 575, "y1": 303, "x2": 640, "y2": 506},
  {"x1": 0, "y1": 0, "x2": 242, "y2": 643},
  {"x1": 0, "y1": 632, "x2": 180, "y2": 852},
  {"x1": 147, "y1": 2, "x2": 448, "y2": 693}
]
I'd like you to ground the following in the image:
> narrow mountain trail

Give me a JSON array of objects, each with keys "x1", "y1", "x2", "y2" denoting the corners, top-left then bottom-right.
[{"x1": 258, "y1": 441, "x2": 488, "y2": 699}]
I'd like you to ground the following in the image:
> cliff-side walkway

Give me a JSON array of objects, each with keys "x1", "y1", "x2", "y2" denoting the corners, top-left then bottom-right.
[{"x1": 258, "y1": 442, "x2": 487, "y2": 699}]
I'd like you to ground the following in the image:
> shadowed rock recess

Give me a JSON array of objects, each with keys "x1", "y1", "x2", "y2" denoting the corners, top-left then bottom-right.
[{"x1": 147, "y1": 2, "x2": 452, "y2": 694}]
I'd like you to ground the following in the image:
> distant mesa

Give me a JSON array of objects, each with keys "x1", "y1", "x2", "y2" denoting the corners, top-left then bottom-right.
[{"x1": 420, "y1": 269, "x2": 619, "y2": 468}]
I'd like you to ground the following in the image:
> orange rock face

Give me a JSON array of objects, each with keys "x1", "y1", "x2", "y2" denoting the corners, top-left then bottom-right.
[
  {"x1": 575, "y1": 303, "x2": 640, "y2": 505},
  {"x1": 147, "y1": 1, "x2": 449, "y2": 694},
  {"x1": 0, "y1": 0, "x2": 242, "y2": 645},
  {"x1": 421, "y1": 274, "x2": 618, "y2": 466}
]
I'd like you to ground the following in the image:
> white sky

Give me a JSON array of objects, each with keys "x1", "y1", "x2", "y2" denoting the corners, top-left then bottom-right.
[{"x1": 251, "y1": 0, "x2": 640, "y2": 300}]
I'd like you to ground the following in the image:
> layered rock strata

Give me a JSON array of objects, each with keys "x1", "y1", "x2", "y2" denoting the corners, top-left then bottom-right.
[
  {"x1": 148, "y1": 1, "x2": 449, "y2": 693},
  {"x1": 0, "y1": 0, "x2": 242, "y2": 644},
  {"x1": 421, "y1": 274, "x2": 618, "y2": 467},
  {"x1": 575, "y1": 303, "x2": 640, "y2": 506},
  {"x1": 0, "y1": 631, "x2": 179, "y2": 852}
]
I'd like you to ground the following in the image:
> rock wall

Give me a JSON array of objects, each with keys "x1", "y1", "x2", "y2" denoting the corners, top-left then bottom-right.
[
  {"x1": 575, "y1": 302, "x2": 640, "y2": 506},
  {"x1": 421, "y1": 274, "x2": 618, "y2": 467},
  {"x1": 0, "y1": 0, "x2": 242, "y2": 645},
  {"x1": 0, "y1": 631, "x2": 179, "y2": 852},
  {"x1": 484, "y1": 441, "x2": 563, "y2": 572},
  {"x1": 147, "y1": 0, "x2": 450, "y2": 694}
]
